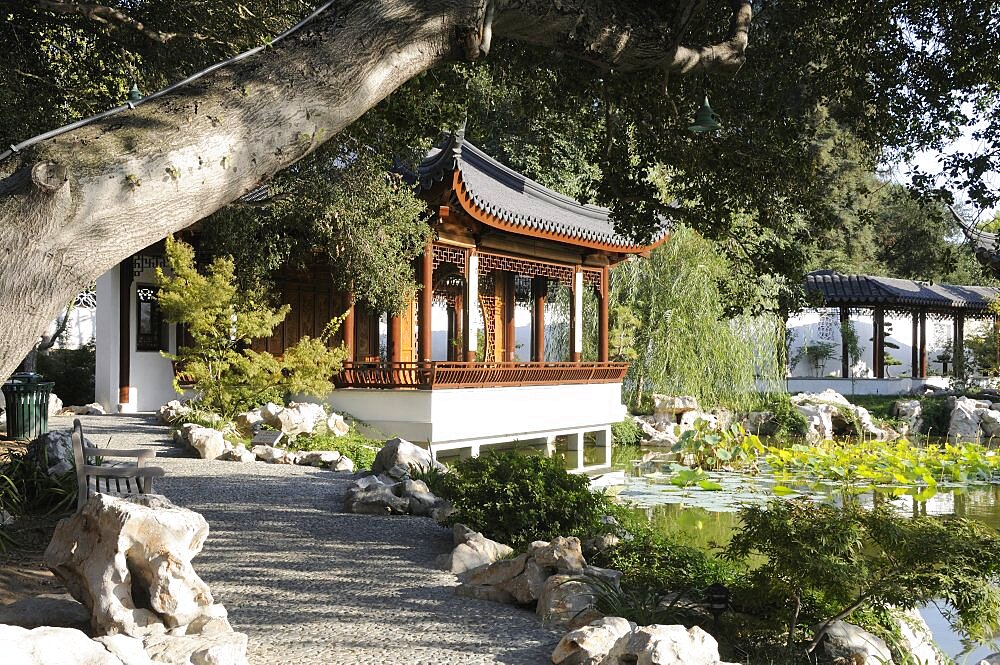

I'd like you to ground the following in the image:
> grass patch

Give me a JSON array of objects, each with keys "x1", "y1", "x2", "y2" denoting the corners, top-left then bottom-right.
[{"x1": 291, "y1": 429, "x2": 380, "y2": 470}]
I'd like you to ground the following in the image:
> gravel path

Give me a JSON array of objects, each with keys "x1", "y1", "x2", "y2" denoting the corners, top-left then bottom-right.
[{"x1": 55, "y1": 413, "x2": 562, "y2": 665}]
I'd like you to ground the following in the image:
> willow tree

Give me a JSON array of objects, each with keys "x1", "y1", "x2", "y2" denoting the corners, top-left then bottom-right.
[{"x1": 0, "y1": 0, "x2": 754, "y2": 380}]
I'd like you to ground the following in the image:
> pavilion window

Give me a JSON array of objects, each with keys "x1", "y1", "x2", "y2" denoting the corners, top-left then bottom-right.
[{"x1": 135, "y1": 284, "x2": 167, "y2": 352}]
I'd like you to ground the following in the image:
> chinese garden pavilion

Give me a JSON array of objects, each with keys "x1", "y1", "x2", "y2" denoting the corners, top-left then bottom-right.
[
  {"x1": 95, "y1": 130, "x2": 667, "y2": 471},
  {"x1": 805, "y1": 270, "x2": 1000, "y2": 379}
]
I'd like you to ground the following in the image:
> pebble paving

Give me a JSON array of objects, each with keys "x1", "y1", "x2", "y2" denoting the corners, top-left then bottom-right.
[{"x1": 54, "y1": 414, "x2": 562, "y2": 665}]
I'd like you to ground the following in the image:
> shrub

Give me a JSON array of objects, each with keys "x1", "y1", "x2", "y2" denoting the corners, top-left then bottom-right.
[
  {"x1": 612, "y1": 417, "x2": 643, "y2": 447},
  {"x1": 291, "y1": 430, "x2": 379, "y2": 470},
  {"x1": 761, "y1": 392, "x2": 809, "y2": 438},
  {"x1": 0, "y1": 449, "x2": 76, "y2": 519},
  {"x1": 37, "y1": 342, "x2": 95, "y2": 406},
  {"x1": 433, "y1": 452, "x2": 612, "y2": 548}
]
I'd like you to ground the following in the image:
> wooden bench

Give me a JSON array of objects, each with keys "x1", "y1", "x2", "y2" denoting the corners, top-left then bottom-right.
[{"x1": 71, "y1": 418, "x2": 166, "y2": 512}]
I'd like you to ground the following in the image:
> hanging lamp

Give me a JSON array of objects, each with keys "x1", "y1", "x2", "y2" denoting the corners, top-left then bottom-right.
[
  {"x1": 688, "y1": 95, "x2": 721, "y2": 133},
  {"x1": 127, "y1": 83, "x2": 143, "y2": 102}
]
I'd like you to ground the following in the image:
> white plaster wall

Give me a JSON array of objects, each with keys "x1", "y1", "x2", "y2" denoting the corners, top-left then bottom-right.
[
  {"x1": 44, "y1": 306, "x2": 96, "y2": 350},
  {"x1": 130, "y1": 264, "x2": 178, "y2": 412},
  {"x1": 430, "y1": 302, "x2": 542, "y2": 361},
  {"x1": 95, "y1": 268, "x2": 120, "y2": 414},
  {"x1": 787, "y1": 308, "x2": 990, "y2": 378},
  {"x1": 329, "y1": 382, "x2": 627, "y2": 446}
]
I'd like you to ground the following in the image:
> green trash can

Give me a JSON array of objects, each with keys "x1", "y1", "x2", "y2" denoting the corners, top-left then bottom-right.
[{"x1": 1, "y1": 372, "x2": 55, "y2": 440}]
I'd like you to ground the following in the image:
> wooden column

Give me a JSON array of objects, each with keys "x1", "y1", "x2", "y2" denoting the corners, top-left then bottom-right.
[
  {"x1": 418, "y1": 240, "x2": 433, "y2": 362},
  {"x1": 919, "y1": 311, "x2": 927, "y2": 377},
  {"x1": 954, "y1": 313, "x2": 965, "y2": 378},
  {"x1": 504, "y1": 272, "x2": 516, "y2": 361},
  {"x1": 343, "y1": 293, "x2": 355, "y2": 362},
  {"x1": 532, "y1": 277, "x2": 546, "y2": 362},
  {"x1": 911, "y1": 311, "x2": 920, "y2": 378},
  {"x1": 873, "y1": 307, "x2": 885, "y2": 379},
  {"x1": 446, "y1": 303, "x2": 457, "y2": 361},
  {"x1": 464, "y1": 252, "x2": 478, "y2": 362},
  {"x1": 453, "y1": 294, "x2": 463, "y2": 363},
  {"x1": 118, "y1": 256, "x2": 133, "y2": 406},
  {"x1": 598, "y1": 266, "x2": 609, "y2": 362},
  {"x1": 571, "y1": 267, "x2": 583, "y2": 362},
  {"x1": 388, "y1": 312, "x2": 402, "y2": 362},
  {"x1": 839, "y1": 307, "x2": 850, "y2": 378}
]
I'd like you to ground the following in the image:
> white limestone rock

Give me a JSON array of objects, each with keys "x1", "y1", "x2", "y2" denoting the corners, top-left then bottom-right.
[
  {"x1": 439, "y1": 531, "x2": 514, "y2": 574},
  {"x1": 48, "y1": 392, "x2": 64, "y2": 418},
  {"x1": 551, "y1": 617, "x2": 636, "y2": 665},
  {"x1": 372, "y1": 438, "x2": 447, "y2": 476},
  {"x1": 44, "y1": 493, "x2": 222, "y2": 637},
  {"x1": 142, "y1": 631, "x2": 249, "y2": 665},
  {"x1": 277, "y1": 402, "x2": 326, "y2": 437},
  {"x1": 498, "y1": 557, "x2": 549, "y2": 604},
  {"x1": 982, "y1": 410, "x2": 1000, "y2": 439},
  {"x1": 251, "y1": 445, "x2": 289, "y2": 464},
  {"x1": 819, "y1": 620, "x2": 892, "y2": 665},
  {"x1": 537, "y1": 574, "x2": 600, "y2": 629},
  {"x1": 460, "y1": 553, "x2": 528, "y2": 587},
  {"x1": 234, "y1": 409, "x2": 263, "y2": 436},
  {"x1": 744, "y1": 411, "x2": 778, "y2": 436},
  {"x1": 0, "y1": 624, "x2": 125, "y2": 664},
  {"x1": 0, "y1": 593, "x2": 90, "y2": 630},
  {"x1": 612, "y1": 624, "x2": 739, "y2": 665},
  {"x1": 894, "y1": 399, "x2": 923, "y2": 434},
  {"x1": 220, "y1": 445, "x2": 256, "y2": 463},
  {"x1": 157, "y1": 400, "x2": 191, "y2": 424},
  {"x1": 679, "y1": 410, "x2": 719, "y2": 432},
  {"x1": 893, "y1": 607, "x2": 944, "y2": 665},
  {"x1": 980, "y1": 654, "x2": 1000, "y2": 665},
  {"x1": 259, "y1": 402, "x2": 283, "y2": 428},
  {"x1": 95, "y1": 634, "x2": 153, "y2": 665},
  {"x1": 652, "y1": 395, "x2": 699, "y2": 415},
  {"x1": 949, "y1": 397, "x2": 986, "y2": 442},
  {"x1": 58, "y1": 403, "x2": 107, "y2": 416},
  {"x1": 326, "y1": 412, "x2": 350, "y2": 436},
  {"x1": 794, "y1": 402, "x2": 837, "y2": 442},
  {"x1": 298, "y1": 450, "x2": 342, "y2": 467},
  {"x1": 529, "y1": 537, "x2": 587, "y2": 574},
  {"x1": 333, "y1": 456, "x2": 355, "y2": 473},
  {"x1": 187, "y1": 427, "x2": 226, "y2": 460}
]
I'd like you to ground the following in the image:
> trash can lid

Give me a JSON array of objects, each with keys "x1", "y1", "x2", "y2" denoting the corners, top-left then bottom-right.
[{"x1": 7, "y1": 372, "x2": 43, "y2": 384}]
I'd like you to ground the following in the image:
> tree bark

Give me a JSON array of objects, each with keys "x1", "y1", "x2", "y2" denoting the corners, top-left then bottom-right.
[{"x1": 0, "y1": 0, "x2": 752, "y2": 381}]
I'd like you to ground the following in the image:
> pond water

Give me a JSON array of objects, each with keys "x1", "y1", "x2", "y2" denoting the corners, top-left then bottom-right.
[{"x1": 610, "y1": 457, "x2": 1000, "y2": 662}]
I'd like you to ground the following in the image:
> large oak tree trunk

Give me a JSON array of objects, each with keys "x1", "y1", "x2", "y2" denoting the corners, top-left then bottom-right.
[{"x1": 0, "y1": 0, "x2": 750, "y2": 382}]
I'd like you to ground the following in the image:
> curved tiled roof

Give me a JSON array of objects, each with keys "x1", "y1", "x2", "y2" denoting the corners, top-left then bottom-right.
[
  {"x1": 805, "y1": 270, "x2": 1000, "y2": 314},
  {"x1": 415, "y1": 130, "x2": 669, "y2": 252}
]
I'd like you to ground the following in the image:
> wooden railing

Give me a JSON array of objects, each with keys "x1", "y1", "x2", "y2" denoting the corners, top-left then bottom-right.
[{"x1": 333, "y1": 361, "x2": 629, "y2": 390}]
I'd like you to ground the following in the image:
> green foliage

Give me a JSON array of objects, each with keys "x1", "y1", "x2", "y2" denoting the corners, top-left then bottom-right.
[
  {"x1": 759, "y1": 393, "x2": 810, "y2": 439},
  {"x1": 611, "y1": 227, "x2": 786, "y2": 413},
  {"x1": 725, "y1": 499, "x2": 1000, "y2": 649},
  {"x1": 201, "y1": 153, "x2": 432, "y2": 313},
  {"x1": 37, "y1": 342, "x2": 95, "y2": 406},
  {"x1": 765, "y1": 439, "x2": 1000, "y2": 487},
  {"x1": 291, "y1": 430, "x2": 379, "y2": 470},
  {"x1": 156, "y1": 236, "x2": 346, "y2": 418},
  {"x1": 790, "y1": 341, "x2": 837, "y2": 376},
  {"x1": 0, "y1": 449, "x2": 76, "y2": 521},
  {"x1": 672, "y1": 421, "x2": 764, "y2": 472},
  {"x1": 612, "y1": 418, "x2": 643, "y2": 448},
  {"x1": 433, "y1": 452, "x2": 612, "y2": 549}
]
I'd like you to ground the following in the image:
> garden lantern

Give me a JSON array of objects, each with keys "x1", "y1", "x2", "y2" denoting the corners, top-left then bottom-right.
[
  {"x1": 127, "y1": 84, "x2": 143, "y2": 102},
  {"x1": 705, "y1": 582, "x2": 730, "y2": 626},
  {"x1": 688, "y1": 95, "x2": 721, "y2": 133}
]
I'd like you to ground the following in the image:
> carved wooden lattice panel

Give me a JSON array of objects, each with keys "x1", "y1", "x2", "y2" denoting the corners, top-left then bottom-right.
[
  {"x1": 478, "y1": 273, "x2": 498, "y2": 362},
  {"x1": 432, "y1": 244, "x2": 466, "y2": 272},
  {"x1": 478, "y1": 252, "x2": 574, "y2": 286},
  {"x1": 583, "y1": 268, "x2": 603, "y2": 296}
]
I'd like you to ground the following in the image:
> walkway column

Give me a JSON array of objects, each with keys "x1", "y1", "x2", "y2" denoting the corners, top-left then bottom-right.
[
  {"x1": 464, "y1": 252, "x2": 478, "y2": 362},
  {"x1": 388, "y1": 311, "x2": 402, "y2": 362},
  {"x1": 453, "y1": 294, "x2": 463, "y2": 362},
  {"x1": 598, "y1": 266, "x2": 609, "y2": 362},
  {"x1": 873, "y1": 307, "x2": 885, "y2": 379},
  {"x1": 911, "y1": 311, "x2": 920, "y2": 378},
  {"x1": 343, "y1": 292, "x2": 355, "y2": 362},
  {"x1": 531, "y1": 277, "x2": 546, "y2": 362},
  {"x1": 954, "y1": 313, "x2": 965, "y2": 378},
  {"x1": 571, "y1": 267, "x2": 583, "y2": 362},
  {"x1": 919, "y1": 311, "x2": 927, "y2": 377},
  {"x1": 839, "y1": 307, "x2": 849, "y2": 378},
  {"x1": 419, "y1": 240, "x2": 433, "y2": 362}
]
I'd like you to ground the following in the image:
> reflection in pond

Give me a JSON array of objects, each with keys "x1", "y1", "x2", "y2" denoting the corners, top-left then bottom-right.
[{"x1": 611, "y1": 459, "x2": 1000, "y2": 661}]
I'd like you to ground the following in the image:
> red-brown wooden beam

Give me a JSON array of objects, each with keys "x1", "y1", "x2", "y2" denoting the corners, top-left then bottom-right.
[
  {"x1": 598, "y1": 265, "x2": 609, "y2": 362},
  {"x1": 532, "y1": 277, "x2": 547, "y2": 362},
  {"x1": 118, "y1": 255, "x2": 133, "y2": 406},
  {"x1": 388, "y1": 311, "x2": 402, "y2": 362},
  {"x1": 453, "y1": 294, "x2": 464, "y2": 362},
  {"x1": 419, "y1": 240, "x2": 434, "y2": 361},
  {"x1": 343, "y1": 292, "x2": 355, "y2": 362}
]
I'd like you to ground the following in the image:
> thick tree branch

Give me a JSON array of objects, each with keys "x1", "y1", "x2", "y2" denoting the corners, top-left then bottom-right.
[{"x1": 3, "y1": 0, "x2": 210, "y2": 43}]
